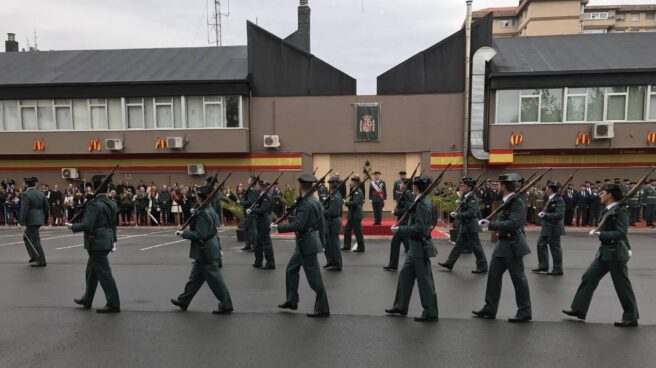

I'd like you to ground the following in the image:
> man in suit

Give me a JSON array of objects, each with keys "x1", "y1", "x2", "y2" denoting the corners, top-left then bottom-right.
[
  {"x1": 272, "y1": 174, "x2": 330, "y2": 318},
  {"x1": 385, "y1": 176, "x2": 439, "y2": 322},
  {"x1": 532, "y1": 180, "x2": 566, "y2": 276},
  {"x1": 323, "y1": 176, "x2": 344, "y2": 271},
  {"x1": 19, "y1": 177, "x2": 50, "y2": 267},
  {"x1": 438, "y1": 177, "x2": 488, "y2": 274},
  {"x1": 171, "y1": 185, "x2": 233, "y2": 315},
  {"x1": 343, "y1": 176, "x2": 365, "y2": 252},
  {"x1": 369, "y1": 171, "x2": 387, "y2": 225},
  {"x1": 563, "y1": 184, "x2": 639, "y2": 327},
  {"x1": 240, "y1": 176, "x2": 259, "y2": 252},
  {"x1": 474, "y1": 173, "x2": 532, "y2": 323},
  {"x1": 563, "y1": 185, "x2": 576, "y2": 226},
  {"x1": 589, "y1": 187, "x2": 602, "y2": 226},
  {"x1": 575, "y1": 184, "x2": 589, "y2": 227},
  {"x1": 383, "y1": 178, "x2": 412, "y2": 271},
  {"x1": 247, "y1": 180, "x2": 275, "y2": 270},
  {"x1": 66, "y1": 175, "x2": 120, "y2": 313},
  {"x1": 392, "y1": 171, "x2": 407, "y2": 201}
]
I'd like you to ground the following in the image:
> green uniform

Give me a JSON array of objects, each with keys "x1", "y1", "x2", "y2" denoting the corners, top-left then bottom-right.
[
  {"x1": 71, "y1": 195, "x2": 120, "y2": 309},
  {"x1": 252, "y1": 192, "x2": 275, "y2": 267},
  {"x1": 480, "y1": 196, "x2": 531, "y2": 319},
  {"x1": 241, "y1": 187, "x2": 259, "y2": 249},
  {"x1": 386, "y1": 189, "x2": 412, "y2": 269},
  {"x1": 323, "y1": 191, "x2": 343, "y2": 269},
  {"x1": 444, "y1": 192, "x2": 488, "y2": 271},
  {"x1": 278, "y1": 195, "x2": 329, "y2": 314},
  {"x1": 537, "y1": 194, "x2": 566, "y2": 273},
  {"x1": 318, "y1": 185, "x2": 329, "y2": 203},
  {"x1": 391, "y1": 196, "x2": 438, "y2": 318},
  {"x1": 627, "y1": 191, "x2": 641, "y2": 225},
  {"x1": 644, "y1": 185, "x2": 656, "y2": 226},
  {"x1": 19, "y1": 187, "x2": 50, "y2": 264},
  {"x1": 343, "y1": 187, "x2": 365, "y2": 251},
  {"x1": 176, "y1": 207, "x2": 233, "y2": 311},
  {"x1": 570, "y1": 204, "x2": 638, "y2": 321}
]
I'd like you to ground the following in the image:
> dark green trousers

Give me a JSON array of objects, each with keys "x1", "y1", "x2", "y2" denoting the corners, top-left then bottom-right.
[
  {"x1": 482, "y1": 256, "x2": 531, "y2": 318},
  {"x1": 244, "y1": 215, "x2": 257, "y2": 248},
  {"x1": 324, "y1": 230, "x2": 342, "y2": 268},
  {"x1": 392, "y1": 257, "x2": 438, "y2": 318},
  {"x1": 571, "y1": 257, "x2": 639, "y2": 321},
  {"x1": 445, "y1": 232, "x2": 487, "y2": 271},
  {"x1": 81, "y1": 250, "x2": 120, "y2": 308},
  {"x1": 254, "y1": 232, "x2": 274, "y2": 265},
  {"x1": 285, "y1": 249, "x2": 329, "y2": 313},
  {"x1": 386, "y1": 232, "x2": 409, "y2": 269},
  {"x1": 24, "y1": 225, "x2": 46, "y2": 263},
  {"x1": 537, "y1": 234, "x2": 563, "y2": 273},
  {"x1": 178, "y1": 259, "x2": 233, "y2": 311},
  {"x1": 343, "y1": 218, "x2": 365, "y2": 251}
]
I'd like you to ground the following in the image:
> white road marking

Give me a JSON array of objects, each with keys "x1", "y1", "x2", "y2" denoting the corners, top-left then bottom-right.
[
  {"x1": 55, "y1": 230, "x2": 172, "y2": 250},
  {"x1": 0, "y1": 233, "x2": 80, "y2": 247}
]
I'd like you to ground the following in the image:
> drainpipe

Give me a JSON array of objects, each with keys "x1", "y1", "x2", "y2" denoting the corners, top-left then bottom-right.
[
  {"x1": 463, "y1": 0, "x2": 473, "y2": 176},
  {"x1": 470, "y1": 46, "x2": 497, "y2": 161}
]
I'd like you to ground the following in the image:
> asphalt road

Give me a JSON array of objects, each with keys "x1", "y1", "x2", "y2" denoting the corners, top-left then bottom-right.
[{"x1": 1, "y1": 227, "x2": 655, "y2": 367}]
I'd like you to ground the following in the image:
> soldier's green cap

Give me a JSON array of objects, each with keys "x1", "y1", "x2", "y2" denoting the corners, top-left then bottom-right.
[
  {"x1": 351, "y1": 175, "x2": 361, "y2": 182},
  {"x1": 259, "y1": 179, "x2": 271, "y2": 186},
  {"x1": 374, "y1": 171, "x2": 381, "y2": 175},
  {"x1": 399, "y1": 171, "x2": 407, "y2": 175},
  {"x1": 23, "y1": 177, "x2": 38, "y2": 184},
  {"x1": 413, "y1": 175, "x2": 432, "y2": 186},
  {"x1": 460, "y1": 176, "x2": 476, "y2": 187},
  {"x1": 327, "y1": 176, "x2": 342, "y2": 184},
  {"x1": 297, "y1": 174, "x2": 316, "y2": 183},
  {"x1": 499, "y1": 173, "x2": 522, "y2": 182},
  {"x1": 196, "y1": 185, "x2": 213, "y2": 197},
  {"x1": 601, "y1": 183, "x2": 621, "y2": 192},
  {"x1": 547, "y1": 180, "x2": 561, "y2": 190},
  {"x1": 91, "y1": 175, "x2": 106, "y2": 189}
]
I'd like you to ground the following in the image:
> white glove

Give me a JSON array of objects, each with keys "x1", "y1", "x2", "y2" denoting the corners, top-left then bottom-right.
[
  {"x1": 246, "y1": 209, "x2": 252, "y2": 215},
  {"x1": 390, "y1": 225, "x2": 399, "y2": 234},
  {"x1": 270, "y1": 223, "x2": 279, "y2": 233},
  {"x1": 190, "y1": 208, "x2": 195, "y2": 214},
  {"x1": 17, "y1": 224, "x2": 22, "y2": 230},
  {"x1": 533, "y1": 206, "x2": 537, "y2": 209},
  {"x1": 390, "y1": 211, "x2": 395, "y2": 215},
  {"x1": 65, "y1": 222, "x2": 73, "y2": 229},
  {"x1": 629, "y1": 250, "x2": 632, "y2": 257},
  {"x1": 449, "y1": 211, "x2": 457, "y2": 218},
  {"x1": 455, "y1": 200, "x2": 461, "y2": 205},
  {"x1": 588, "y1": 230, "x2": 600, "y2": 237},
  {"x1": 478, "y1": 219, "x2": 490, "y2": 227},
  {"x1": 538, "y1": 212, "x2": 545, "y2": 218},
  {"x1": 175, "y1": 230, "x2": 183, "y2": 237},
  {"x1": 111, "y1": 243, "x2": 117, "y2": 252}
]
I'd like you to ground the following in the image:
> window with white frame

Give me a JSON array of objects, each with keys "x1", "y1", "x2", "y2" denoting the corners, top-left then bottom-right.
[
  {"x1": 649, "y1": 85, "x2": 656, "y2": 120},
  {"x1": 54, "y1": 99, "x2": 73, "y2": 130},
  {"x1": 126, "y1": 97, "x2": 144, "y2": 129},
  {"x1": 520, "y1": 90, "x2": 540, "y2": 122},
  {"x1": 203, "y1": 96, "x2": 223, "y2": 128},
  {"x1": 88, "y1": 99, "x2": 108, "y2": 130},
  {"x1": 499, "y1": 20, "x2": 510, "y2": 28},
  {"x1": 628, "y1": 13, "x2": 640, "y2": 22},
  {"x1": 584, "y1": 12, "x2": 609, "y2": 20},
  {"x1": 604, "y1": 87, "x2": 628, "y2": 121},
  {"x1": 565, "y1": 88, "x2": 587, "y2": 122},
  {"x1": 616, "y1": 13, "x2": 626, "y2": 21},
  {"x1": 19, "y1": 100, "x2": 37, "y2": 130},
  {"x1": 647, "y1": 13, "x2": 655, "y2": 20},
  {"x1": 154, "y1": 97, "x2": 173, "y2": 129}
]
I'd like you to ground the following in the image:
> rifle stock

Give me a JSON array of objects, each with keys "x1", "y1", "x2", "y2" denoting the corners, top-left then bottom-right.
[
  {"x1": 274, "y1": 169, "x2": 333, "y2": 225},
  {"x1": 246, "y1": 173, "x2": 284, "y2": 212},
  {"x1": 179, "y1": 173, "x2": 232, "y2": 231},
  {"x1": 395, "y1": 163, "x2": 451, "y2": 225},
  {"x1": 68, "y1": 165, "x2": 119, "y2": 223},
  {"x1": 321, "y1": 171, "x2": 354, "y2": 206},
  {"x1": 484, "y1": 168, "x2": 552, "y2": 221}
]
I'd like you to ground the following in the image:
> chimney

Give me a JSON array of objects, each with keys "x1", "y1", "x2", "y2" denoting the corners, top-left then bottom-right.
[
  {"x1": 5, "y1": 33, "x2": 18, "y2": 52},
  {"x1": 284, "y1": 0, "x2": 311, "y2": 53}
]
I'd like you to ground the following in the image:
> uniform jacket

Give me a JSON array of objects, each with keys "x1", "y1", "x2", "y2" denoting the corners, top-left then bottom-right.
[
  {"x1": 345, "y1": 188, "x2": 364, "y2": 220},
  {"x1": 182, "y1": 206, "x2": 221, "y2": 261},
  {"x1": 71, "y1": 194, "x2": 117, "y2": 252},
  {"x1": 242, "y1": 187, "x2": 259, "y2": 216},
  {"x1": 393, "y1": 190, "x2": 413, "y2": 224},
  {"x1": 645, "y1": 186, "x2": 656, "y2": 205},
  {"x1": 397, "y1": 196, "x2": 437, "y2": 259},
  {"x1": 278, "y1": 195, "x2": 325, "y2": 256},
  {"x1": 596, "y1": 205, "x2": 631, "y2": 262},
  {"x1": 251, "y1": 192, "x2": 272, "y2": 233},
  {"x1": 455, "y1": 193, "x2": 482, "y2": 234},
  {"x1": 392, "y1": 179, "x2": 403, "y2": 201},
  {"x1": 323, "y1": 191, "x2": 343, "y2": 234},
  {"x1": 489, "y1": 196, "x2": 530, "y2": 258},
  {"x1": 19, "y1": 187, "x2": 50, "y2": 226},
  {"x1": 369, "y1": 180, "x2": 387, "y2": 203},
  {"x1": 540, "y1": 194, "x2": 566, "y2": 237}
]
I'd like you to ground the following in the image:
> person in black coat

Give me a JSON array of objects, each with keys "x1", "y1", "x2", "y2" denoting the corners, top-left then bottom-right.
[
  {"x1": 563, "y1": 185, "x2": 576, "y2": 226},
  {"x1": 574, "y1": 184, "x2": 589, "y2": 227}
]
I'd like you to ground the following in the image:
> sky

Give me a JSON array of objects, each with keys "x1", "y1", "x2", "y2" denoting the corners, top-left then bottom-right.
[{"x1": 1, "y1": 0, "x2": 653, "y2": 94}]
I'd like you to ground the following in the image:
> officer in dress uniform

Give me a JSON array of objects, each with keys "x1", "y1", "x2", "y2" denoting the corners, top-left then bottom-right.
[
  {"x1": 343, "y1": 176, "x2": 365, "y2": 252},
  {"x1": 369, "y1": 171, "x2": 387, "y2": 225},
  {"x1": 563, "y1": 183, "x2": 639, "y2": 327},
  {"x1": 171, "y1": 185, "x2": 233, "y2": 314},
  {"x1": 644, "y1": 179, "x2": 656, "y2": 227},
  {"x1": 323, "y1": 176, "x2": 344, "y2": 271},
  {"x1": 438, "y1": 177, "x2": 488, "y2": 274},
  {"x1": 272, "y1": 174, "x2": 330, "y2": 318},
  {"x1": 20, "y1": 177, "x2": 50, "y2": 267},
  {"x1": 532, "y1": 180, "x2": 566, "y2": 276},
  {"x1": 383, "y1": 178, "x2": 412, "y2": 271},
  {"x1": 385, "y1": 176, "x2": 439, "y2": 322},
  {"x1": 240, "y1": 176, "x2": 259, "y2": 252},
  {"x1": 66, "y1": 175, "x2": 120, "y2": 313},
  {"x1": 392, "y1": 171, "x2": 407, "y2": 201},
  {"x1": 474, "y1": 173, "x2": 532, "y2": 323},
  {"x1": 247, "y1": 180, "x2": 275, "y2": 270}
]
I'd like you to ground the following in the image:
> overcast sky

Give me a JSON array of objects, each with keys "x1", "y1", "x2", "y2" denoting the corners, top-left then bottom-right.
[{"x1": 1, "y1": 0, "x2": 652, "y2": 94}]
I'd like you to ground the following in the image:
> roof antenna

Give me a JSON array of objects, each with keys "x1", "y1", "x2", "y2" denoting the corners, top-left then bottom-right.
[{"x1": 207, "y1": 0, "x2": 230, "y2": 46}]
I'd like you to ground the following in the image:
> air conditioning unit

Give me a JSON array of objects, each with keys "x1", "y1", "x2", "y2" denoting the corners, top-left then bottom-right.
[
  {"x1": 167, "y1": 136, "x2": 185, "y2": 149},
  {"x1": 61, "y1": 168, "x2": 79, "y2": 179},
  {"x1": 105, "y1": 138, "x2": 123, "y2": 151},
  {"x1": 593, "y1": 122, "x2": 614, "y2": 140},
  {"x1": 263, "y1": 135, "x2": 281, "y2": 148},
  {"x1": 187, "y1": 164, "x2": 205, "y2": 176}
]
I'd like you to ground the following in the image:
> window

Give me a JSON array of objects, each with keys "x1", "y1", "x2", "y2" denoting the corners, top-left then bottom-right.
[
  {"x1": 628, "y1": 86, "x2": 645, "y2": 121},
  {"x1": 583, "y1": 29, "x2": 607, "y2": 34},
  {"x1": 54, "y1": 99, "x2": 73, "y2": 130},
  {"x1": 89, "y1": 99, "x2": 108, "y2": 130},
  {"x1": 629, "y1": 13, "x2": 640, "y2": 22},
  {"x1": 203, "y1": 96, "x2": 222, "y2": 128},
  {"x1": 19, "y1": 100, "x2": 37, "y2": 130},
  {"x1": 649, "y1": 86, "x2": 656, "y2": 120},
  {"x1": 520, "y1": 90, "x2": 540, "y2": 122},
  {"x1": 616, "y1": 13, "x2": 626, "y2": 21},
  {"x1": 2, "y1": 101, "x2": 19, "y2": 130},
  {"x1": 540, "y1": 89, "x2": 563, "y2": 122},
  {"x1": 154, "y1": 97, "x2": 173, "y2": 129},
  {"x1": 496, "y1": 90, "x2": 520, "y2": 123},
  {"x1": 225, "y1": 96, "x2": 241, "y2": 127},
  {"x1": 499, "y1": 20, "x2": 510, "y2": 28},
  {"x1": 584, "y1": 12, "x2": 609, "y2": 20},
  {"x1": 565, "y1": 88, "x2": 587, "y2": 122},
  {"x1": 604, "y1": 87, "x2": 628, "y2": 121},
  {"x1": 37, "y1": 100, "x2": 55, "y2": 130},
  {"x1": 126, "y1": 98, "x2": 144, "y2": 129},
  {"x1": 586, "y1": 88, "x2": 604, "y2": 121},
  {"x1": 186, "y1": 96, "x2": 203, "y2": 128},
  {"x1": 647, "y1": 13, "x2": 655, "y2": 21}
]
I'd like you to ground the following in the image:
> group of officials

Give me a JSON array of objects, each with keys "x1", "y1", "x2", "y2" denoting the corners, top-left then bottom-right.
[{"x1": 16, "y1": 168, "x2": 641, "y2": 326}]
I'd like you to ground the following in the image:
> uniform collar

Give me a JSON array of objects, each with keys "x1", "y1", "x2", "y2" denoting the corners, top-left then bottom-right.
[
  {"x1": 605, "y1": 202, "x2": 619, "y2": 211},
  {"x1": 548, "y1": 193, "x2": 556, "y2": 200}
]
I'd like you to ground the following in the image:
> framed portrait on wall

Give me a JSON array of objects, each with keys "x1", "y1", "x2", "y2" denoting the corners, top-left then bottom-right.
[{"x1": 355, "y1": 103, "x2": 380, "y2": 142}]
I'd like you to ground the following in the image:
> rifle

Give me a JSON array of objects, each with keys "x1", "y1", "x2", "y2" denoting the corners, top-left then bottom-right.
[
  {"x1": 179, "y1": 173, "x2": 232, "y2": 231},
  {"x1": 396, "y1": 163, "x2": 452, "y2": 226},
  {"x1": 408, "y1": 162, "x2": 421, "y2": 182},
  {"x1": 484, "y1": 168, "x2": 552, "y2": 221},
  {"x1": 69, "y1": 165, "x2": 119, "y2": 223},
  {"x1": 595, "y1": 166, "x2": 656, "y2": 232},
  {"x1": 321, "y1": 171, "x2": 354, "y2": 206},
  {"x1": 312, "y1": 167, "x2": 319, "y2": 176},
  {"x1": 246, "y1": 173, "x2": 284, "y2": 213},
  {"x1": 207, "y1": 170, "x2": 221, "y2": 188},
  {"x1": 542, "y1": 170, "x2": 578, "y2": 211},
  {"x1": 343, "y1": 166, "x2": 373, "y2": 202},
  {"x1": 239, "y1": 171, "x2": 263, "y2": 201},
  {"x1": 273, "y1": 169, "x2": 333, "y2": 225}
]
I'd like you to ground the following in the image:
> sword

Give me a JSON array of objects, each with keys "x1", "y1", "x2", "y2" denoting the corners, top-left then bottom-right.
[
  {"x1": 23, "y1": 229, "x2": 39, "y2": 259},
  {"x1": 146, "y1": 209, "x2": 159, "y2": 226}
]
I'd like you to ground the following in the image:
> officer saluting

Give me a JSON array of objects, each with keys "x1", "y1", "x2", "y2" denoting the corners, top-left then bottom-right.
[
  {"x1": 474, "y1": 173, "x2": 532, "y2": 323},
  {"x1": 385, "y1": 176, "x2": 439, "y2": 322},
  {"x1": 272, "y1": 174, "x2": 330, "y2": 317},
  {"x1": 20, "y1": 177, "x2": 50, "y2": 267},
  {"x1": 66, "y1": 175, "x2": 120, "y2": 313},
  {"x1": 323, "y1": 176, "x2": 344, "y2": 272},
  {"x1": 171, "y1": 185, "x2": 233, "y2": 314},
  {"x1": 533, "y1": 180, "x2": 566, "y2": 276}
]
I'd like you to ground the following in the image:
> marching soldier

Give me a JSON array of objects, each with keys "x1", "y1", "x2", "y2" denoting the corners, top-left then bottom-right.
[
  {"x1": 171, "y1": 185, "x2": 233, "y2": 314},
  {"x1": 317, "y1": 178, "x2": 329, "y2": 203},
  {"x1": 20, "y1": 177, "x2": 50, "y2": 267},
  {"x1": 369, "y1": 171, "x2": 387, "y2": 225},
  {"x1": 247, "y1": 180, "x2": 275, "y2": 269},
  {"x1": 383, "y1": 178, "x2": 412, "y2": 271},
  {"x1": 474, "y1": 173, "x2": 532, "y2": 323},
  {"x1": 272, "y1": 174, "x2": 330, "y2": 318},
  {"x1": 532, "y1": 180, "x2": 566, "y2": 276},
  {"x1": 343, "y1": 176, "x2": 365, "y2": 252},
  {"x1": 66, "y1": 175, "x2": 120, "y2": 313},
  {"x1": 323, "y1": 176, "x2": 344, "y2": 271},
  {"x1": 644, "y1": 179, "x2": 656, "y2": 227},
  {"x1": 385, "y1": 175, "x2": 439, "y2": 322},
  {"x1": 438, "y1": 177, "x2": 488, "y2": 274},
  {"x1": 241, "y1": 176, "x2": 259, "y2": 252},
  {"x1": 563, "y1": 183, "x2": 639, "y2": 327},
  {"x1": 392, "y1": 171, "x2": 407, "y2": 201}
]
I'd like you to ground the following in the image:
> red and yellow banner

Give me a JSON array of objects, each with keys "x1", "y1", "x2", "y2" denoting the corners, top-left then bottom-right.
[
  {"x1": 32, "y1": 139, "x2": 45, "y2": 152},
  {"x1": 88, "y1": 139, "x2": 101, "y2": 152},
  {"x1": 509, "y1": 133, "x2": 523, "y2": 146},
  {"x1": 155, "y1": 137, "x2": 167, "y2": 150},
  {"x1": 575, "y1": 132, "x2": 590, "y2": 146}
]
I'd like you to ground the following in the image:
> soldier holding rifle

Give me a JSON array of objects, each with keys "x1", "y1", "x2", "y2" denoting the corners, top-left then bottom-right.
[
  {"x1": 343, "y1": 175, "x2": 367, "y2": 252},
  {"x1": 322, "y1": 175, "x2": 346, "y2": 272},
  {"x1": 533, "y1": 179, "x2": 568, "y2": 276}
]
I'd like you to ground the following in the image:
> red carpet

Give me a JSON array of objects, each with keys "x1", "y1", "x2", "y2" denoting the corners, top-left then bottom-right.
[{"x1": 340, "y1": 218, "x2": 448, "y2": 238}]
